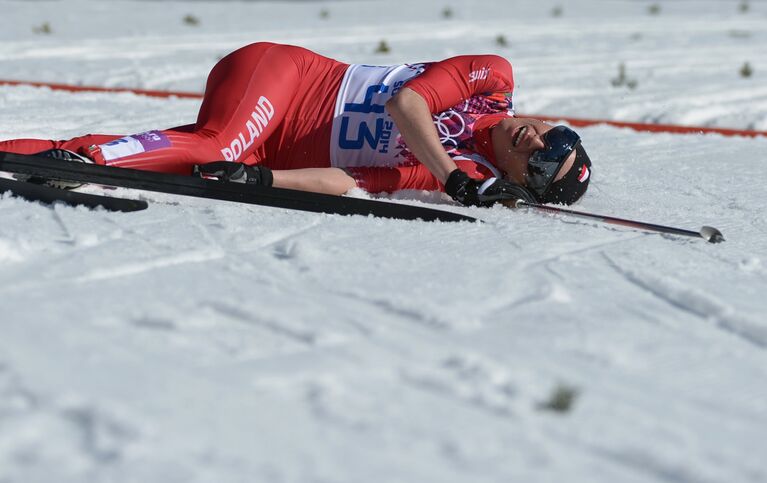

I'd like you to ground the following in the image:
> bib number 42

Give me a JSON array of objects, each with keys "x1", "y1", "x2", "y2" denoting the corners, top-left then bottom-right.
[{"x1": 338, "y1": 84, "x2": 388, "y2": 150}]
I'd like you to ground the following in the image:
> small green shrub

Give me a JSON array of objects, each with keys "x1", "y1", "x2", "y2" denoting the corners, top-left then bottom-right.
[
  {"x1": 374, "y1": 40, "x2": 391, "y2": 54},
  {"x1": 538, "y1": 384, "x2": 579, "y2": 413},
  {"x1": 183, "y1": 14, "x2": 200, "y2": 26},
  {"x1": 740, "y1": 62, "x2": 754, "y2": 78},
  {"x1": 32, "y1": 22, "x2": 52, "y2": 34},
  {"x1": 739, "y1": 1, "x2": 749, "y2": 13},
  {"x1": 611, "y1": 63, "x2": 638, "y2": 89},
  {"x1": 728, "y1": 30, "x2": 751, "y2": 39}
]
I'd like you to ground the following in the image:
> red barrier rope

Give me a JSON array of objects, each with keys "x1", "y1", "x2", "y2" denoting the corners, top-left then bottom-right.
[
  {"x1": 519, "y1": 114, "x2": 767, "y2": 139},
  {"x1": 0, "y1": 79, "x2": 203, "y2": 99},
  {"x1": 2, "y1": 79, "x2": 765, "y2": 138}
]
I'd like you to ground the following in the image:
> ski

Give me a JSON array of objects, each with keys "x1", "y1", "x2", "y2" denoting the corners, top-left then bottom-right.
[
  {"x1": 0, "y1": 152, "x2": 476, "y2": 222},
  {"x1": 0, "y1": 176, "x2": 148, "y2": 212}
]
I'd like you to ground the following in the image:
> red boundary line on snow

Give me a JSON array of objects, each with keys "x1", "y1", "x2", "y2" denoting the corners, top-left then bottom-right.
[
  {"x1": 2, "y1": 79, "x2": 766, "y2": 138},
  {"x1": 0, "y1": 79, "x2": 203, "y2": 100},
  {"x1": 519, "y1": 114, "x2": 767, "y2": 139}
]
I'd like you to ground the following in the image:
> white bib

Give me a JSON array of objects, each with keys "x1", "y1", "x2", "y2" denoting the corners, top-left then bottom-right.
[{"x1": 330, "y1": 63, "x2": 426, "y2": 168}]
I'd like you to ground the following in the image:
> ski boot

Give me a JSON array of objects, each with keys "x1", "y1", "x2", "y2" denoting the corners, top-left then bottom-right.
[{"x1": 14, "y1": 149, "x2": 94, "y2": 190}]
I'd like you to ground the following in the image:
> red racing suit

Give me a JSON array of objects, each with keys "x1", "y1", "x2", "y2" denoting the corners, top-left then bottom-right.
[{"x1": 0, "y1": 42, "x2": 515, "y2": 193}]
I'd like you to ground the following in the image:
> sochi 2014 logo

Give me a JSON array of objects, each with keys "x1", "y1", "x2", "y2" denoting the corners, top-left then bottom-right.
[{"x1": 432, "y1": 109, "x2": 468, "y2": 148}]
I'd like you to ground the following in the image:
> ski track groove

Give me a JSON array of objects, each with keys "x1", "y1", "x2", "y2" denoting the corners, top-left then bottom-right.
[
  {"x1": 602, "y1": 253, "x2": 767, "y2": 350},
  {"x1": 394, "y1": 354, "x2": 705, "y2": 483},
  {"x1": 249, "y1": 245, "x2": 468, "y2": 344},
  {"x1": 219, "y1": 216, "x2": 463, "y2": 331},
  {"x1": 184, "y1": 207, "x2": 225, "y2": 251},
  {"x1": 481, "y1": 277, "x2": 573, "y2": 319},
  {"x1": 201, "y1": 300, "x2": 318, "y2": 346},
  {"x1": 50, "y1": 207, "x2": 76, "y2": 244},
  {"x1": 0, "y1": 361, "x2": 39, "y2": 414},
  {"x1": 0, "y1": 363, "x2": 141, "y2": 475},
  {"x1": 239, "y1": 217, "x2": 325, "y2": 254},
  {"x1": 590, "y1": 446, "x2": 722, "y2": 483},
  {"x1": 273, "y1": 256, "x2": 450, "y2": 333},
  {"x1": 328, "y1": 287, "x2": 454, "y2": 330},
  {"x1": 1, "y1": 205, "x2": 323, "y2": 291},
  {"x1": 212, "y1": 238, "x2": 383, "y2": 340},
  {"x1": 72, "y1": 248, "x2": 227, "y2": 284},
  {"x1": 398, "y1": 354, "x2": 518, "y2": 418},
  {"x1": 521, "y1": 232, "x2": 645, "y2": 270}
]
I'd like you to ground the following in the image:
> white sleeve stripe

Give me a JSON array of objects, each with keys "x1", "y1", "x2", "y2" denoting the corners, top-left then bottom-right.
[{"x1": 477, "y1": 177, "x2": 498, "y2": 195}]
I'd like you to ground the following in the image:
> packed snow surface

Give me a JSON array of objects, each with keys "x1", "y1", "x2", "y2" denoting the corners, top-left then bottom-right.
[{"x1": 1, "y1": 1, "x2": 766, "y2": 482}]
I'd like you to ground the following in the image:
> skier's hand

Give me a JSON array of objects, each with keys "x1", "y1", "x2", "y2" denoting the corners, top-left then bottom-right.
[
  {"x1": 444, "y1": 169, "x2": 537, "y2": 207},
  {"x1": 477, "y1": 178, "x2": 538, "y2": 206},
  {"x1": 194, "y1": 161, "x2": 273, "y2": 186}
]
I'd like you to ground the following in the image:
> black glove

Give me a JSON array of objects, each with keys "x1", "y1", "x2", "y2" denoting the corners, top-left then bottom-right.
[
  {"x1": 444, "y1": 169, "x2": 537, "y2": 207},
  {"x1": 194, "y1": 161, "x2": 273, "y2": 187}
]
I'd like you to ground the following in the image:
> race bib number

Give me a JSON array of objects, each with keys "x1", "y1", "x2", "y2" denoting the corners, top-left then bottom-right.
[
  {"x1": 99, "y1": 130, "x2": 171, "y2": 162},
  {"x1": 330, "y1": 63, "x2": 425, "y2": 168}
]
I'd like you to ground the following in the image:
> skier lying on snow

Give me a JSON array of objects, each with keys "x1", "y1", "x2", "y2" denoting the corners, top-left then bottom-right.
[{"x1": 0, "y1": 42, "x2": 592, "y2": 207}]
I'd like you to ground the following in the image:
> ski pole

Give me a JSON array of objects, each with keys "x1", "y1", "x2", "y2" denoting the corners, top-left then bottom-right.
[{"x1": 514, "y1": 200, "x2": 725, "y2": 243}]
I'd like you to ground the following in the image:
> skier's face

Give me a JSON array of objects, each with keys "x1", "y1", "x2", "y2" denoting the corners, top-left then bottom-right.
[{"x1": 492, "y1": 118, "x2": 576, "y2": 187}]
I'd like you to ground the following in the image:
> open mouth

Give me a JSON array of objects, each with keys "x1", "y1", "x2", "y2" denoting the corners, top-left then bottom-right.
[{"x1": 512, "y1": 125, "x2": 528, "y2": 147}]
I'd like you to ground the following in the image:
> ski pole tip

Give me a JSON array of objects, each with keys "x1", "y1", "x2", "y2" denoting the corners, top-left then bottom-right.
[{"x1": 700, "y1": 226, "x2": 725, "y2": 243}]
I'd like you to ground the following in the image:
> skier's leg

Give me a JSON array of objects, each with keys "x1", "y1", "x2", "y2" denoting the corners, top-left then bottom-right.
[
  {"x1": 2, "y1": 42, "x2": 305, "y2": 174},
  {"x1": 0, "y1": 138, "x2": 59, "y2": 154},
  {"x1": 1, "y1": 134, "x2": 125, "y2": 158},
  {"x1": 91, "y1": 43, "x2": 303, "y2": 172}
]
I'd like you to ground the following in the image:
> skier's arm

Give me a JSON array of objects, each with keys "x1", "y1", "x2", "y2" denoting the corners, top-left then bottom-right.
[
  {"x1": 385, "y1": 54, "x2": 514, "y2": 187},
  {"x1": 346, "y1": 160, "x2": 491, "y2": 193},
  {"x1": 385, "y1": 87, "x2": 458, "y2": 184},
  {"x1": 403, "y1": 54, "x2": 514, "y2": 113},
  {"x1": 272, "y1": 167, "x2": 357, "y2": 195},
  {"x1": 196, "y1": 162, "x2": 357, "y2": 195}
]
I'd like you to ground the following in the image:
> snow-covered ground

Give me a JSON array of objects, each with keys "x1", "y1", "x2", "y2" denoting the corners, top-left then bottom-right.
[{"x1": 1, "y1": 1, "x2": 766, "y2": 482}]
